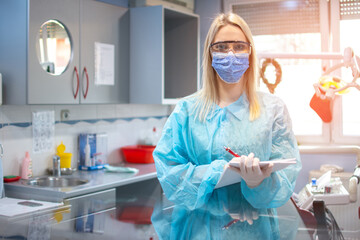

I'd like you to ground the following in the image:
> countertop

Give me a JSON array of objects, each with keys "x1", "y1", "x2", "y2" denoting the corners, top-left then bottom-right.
[
  {"x1": 3, "y1": 163, "x2": 359, "y2": 239},
  {"x1": 4, "y1": 163, "x2": 157, "y2": 202}
]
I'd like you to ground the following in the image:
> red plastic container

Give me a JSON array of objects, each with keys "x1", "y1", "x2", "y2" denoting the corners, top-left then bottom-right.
[
  {"x1": 121, "y1": 145, "x2": 156, "y2": 164},
  {"x1": 117, "y1": 206, "x2": 154, "y2": 224}
]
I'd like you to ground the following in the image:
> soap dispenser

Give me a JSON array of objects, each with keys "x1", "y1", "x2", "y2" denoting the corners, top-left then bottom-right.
[{"x1": 21, "y1": 151, "x2": 32, "y2": 179}]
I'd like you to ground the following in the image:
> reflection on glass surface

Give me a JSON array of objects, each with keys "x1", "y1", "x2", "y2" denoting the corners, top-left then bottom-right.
[
  {"x1": 36, "y1": 20, "x2": 72, "y2": 75},
  {"x1": 151, "y1": 184, "x2": 310, "y2": 240}
]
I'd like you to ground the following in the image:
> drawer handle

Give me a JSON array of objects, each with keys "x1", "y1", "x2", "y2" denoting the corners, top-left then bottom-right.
[{"x1": 74, "y1": 66, "x2": 80, "y2": 99}]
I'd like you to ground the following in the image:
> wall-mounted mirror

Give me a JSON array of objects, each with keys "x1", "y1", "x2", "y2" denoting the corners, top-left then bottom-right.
[{"x1": 36, "y1": 20, "x2": 72, "y2": 75}]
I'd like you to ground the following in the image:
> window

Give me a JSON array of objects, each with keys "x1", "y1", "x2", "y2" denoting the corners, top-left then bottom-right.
[
  {"x1": 340, "y1": 19, "x2": 360, "y2": 137},
  {"x1": 255, "y1": 35, "x2": 323, "y2": 137},
  {"x1": 333, "y1": 0, "x2": 360, "y2": 143},
  {"x1": 224, "y1": 0, "x2": 360, "y2": 145}
]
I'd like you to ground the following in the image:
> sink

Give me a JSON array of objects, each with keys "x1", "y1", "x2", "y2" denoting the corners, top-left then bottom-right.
[{"x1": 24, "y1": 176, "x2": 89, "y2": 188}]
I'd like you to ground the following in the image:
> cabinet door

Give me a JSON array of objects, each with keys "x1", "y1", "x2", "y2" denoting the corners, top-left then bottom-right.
[
  {"x1": 130, "y1": 6, "x2": 164, "y2": 104},
  {"x1": 80, "y1": 0, "x2": 129, "y2": 104},
  {"x1": 28, "y1": 0, "x2": 81, "y2": 104}
]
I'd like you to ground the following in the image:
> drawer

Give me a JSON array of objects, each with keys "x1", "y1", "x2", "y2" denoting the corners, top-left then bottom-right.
[{"x1": 64, "y1": 188, "x2": 116, "y2": 219}]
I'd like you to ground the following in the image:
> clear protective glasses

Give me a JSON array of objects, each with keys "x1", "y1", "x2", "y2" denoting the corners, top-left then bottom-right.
[{"x1": 210, "y1": 41, "x2": 251, "y2": 54}]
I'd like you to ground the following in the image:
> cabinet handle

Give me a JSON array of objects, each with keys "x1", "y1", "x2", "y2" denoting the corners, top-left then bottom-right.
[
  {"x1": 74, "y1": 66, "x2": 80, "y2": 99},
  {"x1": 82, "y1": 67, "x2": 89, "y2": 99}
]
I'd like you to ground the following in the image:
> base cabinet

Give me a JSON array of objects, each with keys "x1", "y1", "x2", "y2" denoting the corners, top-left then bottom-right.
[{"x1": 0, "y1": 179, "x2": 163, "y2": 239}]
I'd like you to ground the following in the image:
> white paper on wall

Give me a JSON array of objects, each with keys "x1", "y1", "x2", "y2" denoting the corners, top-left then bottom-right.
[
  {"x1": 94, "y1": 42, "x2": 115, "y2": 86},
  {"x1": 32, "y1": 111, "x2": 55, "y2": 153}
]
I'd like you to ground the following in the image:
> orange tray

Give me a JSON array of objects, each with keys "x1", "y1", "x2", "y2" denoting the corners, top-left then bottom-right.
[{"x1": 121, "y1": 145, "x2": 156, "y2": 164}]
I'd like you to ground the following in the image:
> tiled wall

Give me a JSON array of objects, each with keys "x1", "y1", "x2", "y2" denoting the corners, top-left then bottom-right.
[
  {"x1": 0, "y1": 104, "x2": 172, "y2": 177},
  {"x1": 1, "y1": 103, "x2": 358, "y2": 194}
]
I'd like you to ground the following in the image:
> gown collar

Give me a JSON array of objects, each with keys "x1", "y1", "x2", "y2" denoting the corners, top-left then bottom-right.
[{"x1": 207, "y1": 93, "x2": 249, "y2": 121}]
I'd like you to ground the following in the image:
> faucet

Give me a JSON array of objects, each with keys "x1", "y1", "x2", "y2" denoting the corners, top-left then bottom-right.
[{"x1": 53, "y1": 155, "x2": 61, "y2": 177}]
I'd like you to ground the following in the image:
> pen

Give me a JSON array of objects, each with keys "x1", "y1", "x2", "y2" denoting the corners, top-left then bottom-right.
[
  {"x1": 223, "y1": 146, "x2": 240, "y2": 157},
  {"x1": 222, "y1": 219, "x2": 239, "y2": 230}
]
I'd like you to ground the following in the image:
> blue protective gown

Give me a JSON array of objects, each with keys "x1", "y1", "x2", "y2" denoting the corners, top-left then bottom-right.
[{"x1": 153, "y1": 92, "x2": 302, "y2": 211}]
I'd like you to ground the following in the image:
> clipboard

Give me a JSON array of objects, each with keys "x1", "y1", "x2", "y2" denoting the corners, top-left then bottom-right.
[{"x1": 215, "y1": 158, "x2": 296, "y2": 189}]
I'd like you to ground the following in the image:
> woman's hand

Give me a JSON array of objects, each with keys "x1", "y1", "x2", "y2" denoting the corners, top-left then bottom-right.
[
  {"x1": 229, "y1": 153, "x2": 273, "y2": 188},
  {"x1": 228, "y1": 209, "x2": 259, "y2": 225},
  {"x1": 223, "y1": 195, "x2": 260, "y2": 228}
]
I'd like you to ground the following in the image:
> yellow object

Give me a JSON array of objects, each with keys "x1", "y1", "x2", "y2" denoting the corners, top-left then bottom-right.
[
  {"x1": 59, "y1": 153, "x2": 72, "y2": 168},
  {"x1": 53, "y1": 207, "x2": 71, "y2": 223},
  {"x1": 57, "y1": 141, "x2": 72, "y2": 169},
  {"x1": 319, "y1": 76, "x2": 350, "y2": 95}
]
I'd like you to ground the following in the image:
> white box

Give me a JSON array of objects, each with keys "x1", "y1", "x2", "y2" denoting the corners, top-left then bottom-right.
[{"x1": 78, "y1": 133, "x2": 108, "y2": 169}]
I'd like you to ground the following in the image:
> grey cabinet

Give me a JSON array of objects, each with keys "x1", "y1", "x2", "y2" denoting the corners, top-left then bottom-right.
[
  {"x1": 79, "y1": 0, "x2": 129, "y2": 104},
  {"x1": 0, "y1": 0, "x2": 129, "y2": 105},
  {"x1": 27, "y1": 0, "x2": 81, "y2": 104},
  {"x1": 130, "y1": 6, "x2": 200, "y2": 104}
]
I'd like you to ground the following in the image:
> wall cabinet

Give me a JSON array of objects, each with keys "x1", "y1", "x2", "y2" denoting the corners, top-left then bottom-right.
[
  {"x1": 130, "y1": 5, "x2": 200, "y2": 104},
  {"x1": 0, "y1": 0, "x2": 129, "y2": 104}
]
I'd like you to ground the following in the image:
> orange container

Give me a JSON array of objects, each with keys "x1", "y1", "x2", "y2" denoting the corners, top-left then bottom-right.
[{"x1": 121, "y1": 145, "x2": 156, "y2": 164}]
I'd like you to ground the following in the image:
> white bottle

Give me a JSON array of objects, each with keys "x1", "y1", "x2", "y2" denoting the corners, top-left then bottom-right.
[
  {"x1": 85, "y1": 136, "x2": 91, "y2": 167},
  {"x1": 151, "y1": 127, "x2": 160, "y2": 146}
]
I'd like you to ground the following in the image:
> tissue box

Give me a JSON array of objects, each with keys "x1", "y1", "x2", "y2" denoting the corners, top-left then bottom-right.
[{"x1": 78, "y1": 133, "x2": 108, "y2": 170}]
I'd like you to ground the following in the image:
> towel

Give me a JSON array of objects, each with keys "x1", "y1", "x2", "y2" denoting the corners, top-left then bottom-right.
[{"x1": 104, "y1": 165, "x2": 139, "y2": 174}]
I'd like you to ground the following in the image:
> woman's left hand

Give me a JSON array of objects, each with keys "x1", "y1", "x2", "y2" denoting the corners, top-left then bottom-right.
[{"x1": 229, "y1": 153, "x2": 273, "y2": 188}]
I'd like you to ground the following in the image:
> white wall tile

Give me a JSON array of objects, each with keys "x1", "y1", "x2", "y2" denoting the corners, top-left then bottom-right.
[
  {"x1": 30, "y1": 105, "x2": 55, "y2": 113},
  {"x1": 2, "y1": 125, "x2": 33, "y2": 176},
  {"x1": 0, "y1": 107, "x2": 3, "y2": 124},
  {"x1": 96, "y1": 104, "x2": 116, "y2": 119},
  {"x1": 0, "y1": 104, "x2": 169, "y2": 177},
  {"x1": 0, "y1": 105, "x2": 31, "y2": 123},
  {"x1": 54, "y1": 105, "x2": 97, "y2": 121},
  {"x1": 116, "y1": 104, "x2": 171, "y2": 118}
]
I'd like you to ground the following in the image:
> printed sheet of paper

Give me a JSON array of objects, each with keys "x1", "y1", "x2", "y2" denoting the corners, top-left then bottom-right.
[
  {"x1": 94, "y1": 42, "x2": 115, "y2": 86},
  {"x1": 32, "y1": 111, "x2": 55, "y2": 153},
  {"x1": 215, "y1": 158, "x2": 296, "y2": 189}
]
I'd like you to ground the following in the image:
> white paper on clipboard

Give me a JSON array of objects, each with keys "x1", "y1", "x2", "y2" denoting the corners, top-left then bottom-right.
[{"x1": 215, "y1": 158, "x2": 296, "y2": 189}]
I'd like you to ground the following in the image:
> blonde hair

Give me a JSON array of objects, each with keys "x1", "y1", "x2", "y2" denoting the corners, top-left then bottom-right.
[{"x1": 194, "y1": 13, "x2": 260, "y2": 122}]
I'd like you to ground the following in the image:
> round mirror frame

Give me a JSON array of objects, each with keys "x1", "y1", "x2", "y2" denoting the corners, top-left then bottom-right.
[{"x1": 36, "y1": 19, "x2": 72, "y2": 76}]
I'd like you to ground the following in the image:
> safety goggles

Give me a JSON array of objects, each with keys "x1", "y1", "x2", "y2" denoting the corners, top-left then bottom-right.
[{"x1": 210, "y1": 41, "x2": 251, "y2": 54}]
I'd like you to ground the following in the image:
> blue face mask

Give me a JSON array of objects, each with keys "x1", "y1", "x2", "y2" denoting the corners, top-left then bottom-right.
[{"x1": 211, "y1": 52, "x2": 250, "y2": 84}]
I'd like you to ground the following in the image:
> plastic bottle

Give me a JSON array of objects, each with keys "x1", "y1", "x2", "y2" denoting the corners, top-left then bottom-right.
[
  {"x1": 151, "y1": 127, "x2": 160, "y2": 146},
  {"x1": 21, "y1": 152, "x2": 32, "y2": 179},
  {"x1": 151, "y1": 127, "x2": 157, "y2": 146},
  {"x1": 85, "y1": 136, "x2": 91, "y2": 167},
  {"x1": 311, "y1": 177, "x2": 317, "y2": 193}
]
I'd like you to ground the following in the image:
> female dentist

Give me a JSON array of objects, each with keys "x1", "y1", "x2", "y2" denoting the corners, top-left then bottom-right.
[{"x1": 152, "y1": 12, "x2": 302, "y2": 236}]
